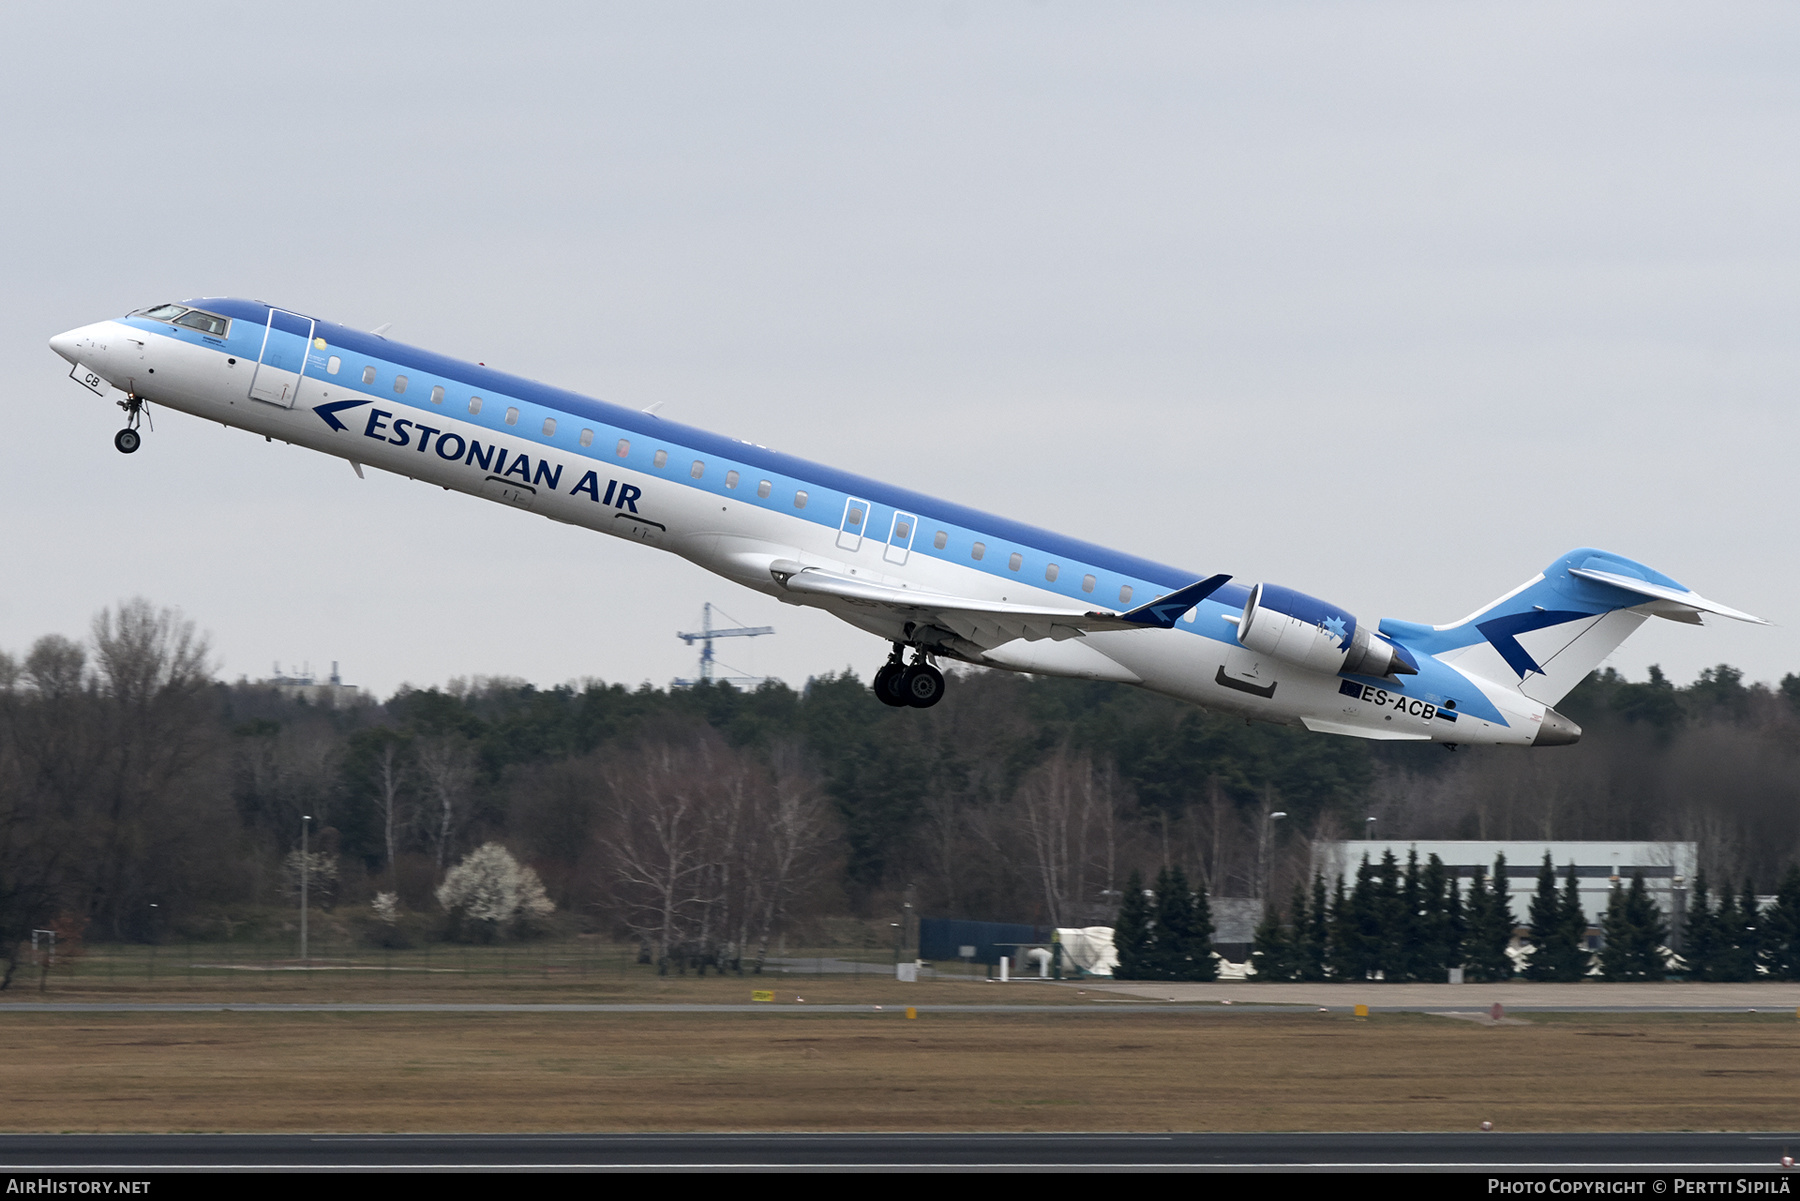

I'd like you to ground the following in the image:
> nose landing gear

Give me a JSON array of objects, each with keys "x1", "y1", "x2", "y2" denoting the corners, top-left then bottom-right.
[
  {"x1": 873, "y1": 643, "x2": 946, "y2": 709},
  {"x1": 114, "y1": 394, "x2": 151, "y2": 454}
]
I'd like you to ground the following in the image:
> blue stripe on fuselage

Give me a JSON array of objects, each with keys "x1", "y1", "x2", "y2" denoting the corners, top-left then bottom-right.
[{"x1": 158, "y1": 297, "x2": 1252, "y2": 633}]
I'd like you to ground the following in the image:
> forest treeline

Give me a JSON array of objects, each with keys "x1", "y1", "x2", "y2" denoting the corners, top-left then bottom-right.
[
  {"x1": 3, "y1": 600, "x2": 1800, "y2": 985},
  {"x1": 1118, "y1": 850, "x2": 1800, "y2": 982}
]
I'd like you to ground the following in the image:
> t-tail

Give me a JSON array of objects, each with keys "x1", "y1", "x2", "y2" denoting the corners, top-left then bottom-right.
[{"x1": 1376, "y1": 548, "x2": 1767, "y2": 708}]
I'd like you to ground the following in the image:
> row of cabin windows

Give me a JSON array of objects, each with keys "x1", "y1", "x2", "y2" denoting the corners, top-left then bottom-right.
[
  {"x1": 324, "y1": 358, "x2": 599, "y2": 446},
  {"x1": 321, "y1": 352, "x2": 1142, "y2": 602},
  {"x1": 644, "y1": 447, "x2": 799, "y2": 506}
]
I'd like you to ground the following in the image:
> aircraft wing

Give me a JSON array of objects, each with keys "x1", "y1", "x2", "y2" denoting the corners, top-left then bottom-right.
[{"x1": 767, "y1": 559, "x2": 1231, "y2": 647}]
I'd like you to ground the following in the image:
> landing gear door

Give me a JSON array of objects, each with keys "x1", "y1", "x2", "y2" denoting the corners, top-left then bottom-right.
[{"x1": 248, "y1": 309, "x2": 316, "y2": 408}]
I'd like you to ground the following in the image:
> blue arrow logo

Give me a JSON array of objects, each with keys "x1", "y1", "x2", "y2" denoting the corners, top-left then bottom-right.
[{"x1": 313, "y1": 398, "x2": 369, "y2": 432}]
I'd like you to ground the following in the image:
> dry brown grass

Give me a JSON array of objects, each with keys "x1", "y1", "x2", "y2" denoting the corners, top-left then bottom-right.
[{"x1": 4, "y1": 1010, "x2": 1799, "y2": 1133}]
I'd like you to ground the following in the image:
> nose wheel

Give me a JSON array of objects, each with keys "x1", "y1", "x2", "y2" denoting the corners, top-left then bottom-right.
[
  {"x1": 872, "y1": 644, "x2": 945, "y2": 709},
  {"x1": 114, "y1": 394, "x2": 151, "y2": 454}
]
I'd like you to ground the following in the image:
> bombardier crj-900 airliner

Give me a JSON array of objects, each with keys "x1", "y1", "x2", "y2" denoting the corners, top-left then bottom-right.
[{"x1": 49, "y1": 299, "x2": 1765, "y2": 747}]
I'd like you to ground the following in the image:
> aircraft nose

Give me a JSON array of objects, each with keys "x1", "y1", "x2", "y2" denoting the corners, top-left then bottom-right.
[{"x1": 49, "y1": 326, "x2": 84, "y2": 366}]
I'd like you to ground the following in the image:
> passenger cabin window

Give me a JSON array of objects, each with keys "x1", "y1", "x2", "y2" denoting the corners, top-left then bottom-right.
[
  {"x1": 362, "y1": 366, "x2": 376, "y2": 385},
  {"x1": 326, "y1": 356, "x2": 341, "y2": 375},
  {"x1": 756, "y1": 480, "x2": 772, "y2": 498},
  {"x1": 617, "y1": 439, "x2": 630, "y2": 457},
  {"x1": 579, "y1": 429, "x2": 593, "y2": 447},
  {"x1": 794, "y1": 490, "x2": 808, "y2": 509},
  {"x1": 725, "y1": 470, "x2": 739, "y2": 489},
  {"x1": 933, "y1": 531, "x2": 948, "y2": 549},
  {"x1": 690, "y1": 461, "x2": 705, "y2": 479},
  {"x1": 847, "y1": 505, "x2": 864, "y2": 526},
  {"x1": 394, "y1": 375, "x2": 408, "y2": 394},
  {"x1": 1081, "y1": 574, "x2": 1096, "y2": 594},
  {"x1": 430, "y1": 385, "x2": 444, "y2": 404},
  {"x1": 1008, "y1": 553, "x2": 1023, "y2": 572},
  {"x1": 653, "y1": 450, "x2": 668, "y2": 468},
  {"x1": 173, "y1": 310, "x2": 228, "y2": 336},
  {"x1": 895, "y1": 520, "x2": 911, "y2": 540},
  {"x1": 469, "y1": 396, "x2": 483, "y2": 414},
  {"x1": 543, "y1": 418, "x2": 556, "y2": 436},
  {"x1": 971, "y1": 542, "x2": 986, "y2": 561},
  {"x1": 504, "y1": 407, "x2": 519, "y2": 426},
  {"x1": 1044, "y1": 563, "x2": 1059, "y2": 582},
  {"x1": 1119, "y1": 585, "x2": 1133, "y2": 605}
]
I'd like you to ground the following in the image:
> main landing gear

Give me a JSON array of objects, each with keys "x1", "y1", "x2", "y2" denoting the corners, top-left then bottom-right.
[
  {"x1": 114, "y1": 394, "x2": 150, "y2": 454},
  {"x1": 873, "y1": 643, "x2": 946, "y2": 709}
]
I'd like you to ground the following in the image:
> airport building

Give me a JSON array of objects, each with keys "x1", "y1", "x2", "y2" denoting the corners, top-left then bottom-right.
[
  {"x1": 1312, "y1": 840, "x2": 1700, "y2": 943},
  {"x1": 253, "y1": 661, "x2": 364, "y2": 708}
]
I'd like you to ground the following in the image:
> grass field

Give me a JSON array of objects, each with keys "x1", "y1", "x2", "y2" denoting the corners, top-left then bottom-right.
[
  {"x1": 4, "y1": 1009, "x2": 1800, "y2": 1133},
  {"x1": 0, "y1": 940, "x2": 1081, "y2": 1005}
]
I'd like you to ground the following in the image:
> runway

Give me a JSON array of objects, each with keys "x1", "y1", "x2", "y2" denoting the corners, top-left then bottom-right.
[{"x1": 2, "y1": 1132, "x2": 1798, "y2": 1171}]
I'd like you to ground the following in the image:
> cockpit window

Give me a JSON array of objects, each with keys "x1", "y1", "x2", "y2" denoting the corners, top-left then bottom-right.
[
  {"x1": 173, "y1": 310, "x2": 228, "y2": 336},
  {"x1": 139, "y1": 304, "x2": 188, "y2": 321}
]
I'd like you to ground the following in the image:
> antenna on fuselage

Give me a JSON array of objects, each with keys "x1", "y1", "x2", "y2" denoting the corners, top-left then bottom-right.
[{"x1": 673, "y1": 603, "x2": 774, "y2": 689}]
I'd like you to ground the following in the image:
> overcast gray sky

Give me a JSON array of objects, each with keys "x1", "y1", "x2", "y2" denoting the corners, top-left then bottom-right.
[{"x1": 4, "y1": 2, "x2": 1795, "y2": 697}]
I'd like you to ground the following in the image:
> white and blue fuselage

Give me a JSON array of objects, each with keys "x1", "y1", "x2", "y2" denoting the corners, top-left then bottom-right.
[{"x1": 49, "y1": 298, "x2": 1764, "y2": 747}]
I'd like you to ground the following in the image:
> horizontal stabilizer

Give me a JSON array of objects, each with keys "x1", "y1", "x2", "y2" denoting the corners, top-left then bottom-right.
[
  {"x1": 1567, "y1": 568, "x2": 1768, "y2": 625},
  {"x1": 1300, "y1": 717, "x2": 1431, "y2": 741}
]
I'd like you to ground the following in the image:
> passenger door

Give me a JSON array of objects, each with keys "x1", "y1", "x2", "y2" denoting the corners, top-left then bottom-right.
[
  {"x1": 248, "y1": 309, "x2": 316, "y2": 407},
  {"x1": 836, "y1": 496, "x2": 870, "y2": 552}
]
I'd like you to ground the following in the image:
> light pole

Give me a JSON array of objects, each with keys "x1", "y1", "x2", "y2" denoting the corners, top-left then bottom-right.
[
  {"x1": 300, "y1": 814, "x2": 312, "y2": 965},
  {"x1": 1259, "y1": 811, "x2": 1288, "y2": 900},
  {"x1": 1365, "y1": 816, "x2": 1377, "y2": 840}
]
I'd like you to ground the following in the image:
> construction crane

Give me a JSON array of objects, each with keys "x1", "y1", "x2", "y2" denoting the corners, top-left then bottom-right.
[{"x1": 674, "y1": 603, "x2": 775, "y2": 689}]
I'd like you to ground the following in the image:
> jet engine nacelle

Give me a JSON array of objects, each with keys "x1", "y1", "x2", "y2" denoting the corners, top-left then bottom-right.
[{"x1": 1236, "y1": 583, "x2": 1416, "y2": 678}]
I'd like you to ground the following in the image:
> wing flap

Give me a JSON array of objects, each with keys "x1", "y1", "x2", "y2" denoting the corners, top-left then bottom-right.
[{"x1": 767, "y1": 560, "x2": 1231, "y2": 643}]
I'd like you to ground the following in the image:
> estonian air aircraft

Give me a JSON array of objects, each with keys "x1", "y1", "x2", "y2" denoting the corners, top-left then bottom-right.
[{"x1": 49, "y1": 299, "x2": 1765, "y2": 747}]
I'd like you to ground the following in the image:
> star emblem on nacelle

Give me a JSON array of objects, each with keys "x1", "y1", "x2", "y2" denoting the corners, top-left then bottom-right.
[{"x1": 1320, "y1": 615, "x2": 1349, "y2": 645}]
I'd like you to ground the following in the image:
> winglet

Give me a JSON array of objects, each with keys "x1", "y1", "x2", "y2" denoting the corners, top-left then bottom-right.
[{"x1": 1106, "y1": 574, "x2": 1234, "y2": 628}]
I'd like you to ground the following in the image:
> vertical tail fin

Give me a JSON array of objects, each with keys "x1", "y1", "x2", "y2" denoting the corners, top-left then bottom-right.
[{"x1": 1376, "y1": 548, "x2": 1765, "y2": 706}]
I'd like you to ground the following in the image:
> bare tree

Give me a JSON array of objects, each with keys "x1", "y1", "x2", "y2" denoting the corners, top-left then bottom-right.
[
  {"x1": 1014, "y1": 748, "x2": 1125, "y2": 927},
  {"x1": 416, "y1": 735, "x2": 477, "y2": 870},
  {"x1": 603, "y1": 728, "x2": 727, "y2": 971}
]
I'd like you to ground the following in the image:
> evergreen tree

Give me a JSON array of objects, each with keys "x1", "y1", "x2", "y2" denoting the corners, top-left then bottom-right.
[
  {"x1": 1712, "y1": 881, "x2": 1755, "y2": 983},
  {"x1": 1598, "y1": 871, "x2": 1666, "y2": 981},
  {"x1": 1153, "y1": 865, "x2": 1216, "y2": 981},
  {"x1": 1249, "y1": 896, "x2": 1294, "y2": 981},
  {"x1": 1444, "y1": 869, "x2": 1465, "y2": 975},
  {"x1": 1557, "y1": 864, "x2": 1593, "y2": 980},
  {"x1": 1372, "y1": 849, "x2": 1406, "y2": 980},
  {"x1": 1112, "y1": 868, "x2": 1153, "y2": 981},
  {"x1": 1415, "y1": 853, "x2": 1453, "y2": 982},
  {"x1": 1187, "y1": 876, "x2": 1219, "y2": 982},
  {"x1": 1760, "y1": 865, "x2": 1800, "y2": 982},
  {"x1": 1739, "y1": 878, "x2": 1765, "y2": 980},
  {"x1": 1303, "y1": 873, "x2": 1332, "y2": 981},
  {"x1": 1327, "y1": 874, "x2": 1360, "y2": 981},
  {"x1": 1462, "y1": 862, "x2": 1514, "y2": 982},
  {"x1": 1524, "y1": 853, "x2": 1564, "y2": 981},
  {"x1": 1681, "y1": 872, "x2": 1720, "y2": 981}
]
